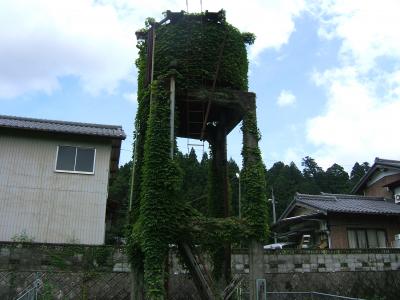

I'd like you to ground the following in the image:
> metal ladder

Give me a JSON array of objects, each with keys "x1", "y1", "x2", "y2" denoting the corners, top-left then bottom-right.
[{"x1": 186, "y1": 99, "x2": 205, "y2": 153}]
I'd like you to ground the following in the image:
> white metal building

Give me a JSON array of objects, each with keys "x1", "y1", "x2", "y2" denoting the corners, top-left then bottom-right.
[{"x1": 0, "y1": 115, "x2": 126, "y2": 245}]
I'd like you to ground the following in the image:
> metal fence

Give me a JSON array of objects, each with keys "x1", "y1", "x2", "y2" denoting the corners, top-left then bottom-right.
[
  {"x1": 16, "y1": 288, "x2": 38, "y2": 300},
  {"x1": 235, "y1": 289, "x2": 365, "y2": 300},
  {"x1": 3, "y1": 271, "x2": 130, "y2": 300},
  {"x1": 15, "y1": 273, "x2": 42, "y2": 300},
  {"x1": 264, "y1": 292, "x2": 364, "y2": 300}
]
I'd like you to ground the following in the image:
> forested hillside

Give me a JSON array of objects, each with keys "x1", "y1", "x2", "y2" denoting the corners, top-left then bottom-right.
[{"x1": 105, "y1": 150, "x2": 370, "y2": 243}]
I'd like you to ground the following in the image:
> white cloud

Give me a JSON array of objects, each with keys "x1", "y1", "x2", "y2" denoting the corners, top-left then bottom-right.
[
  {"x1": 103, "y1": 0, "x2": 307, "y2": 59},
  {"x1": 306, "y1": 0, "x2": 400, "y2": 169},
  {"x1": 0, "y1": 0, "x2": 306, "y2": 99},
  {"x1": 211, "y1": 0, "x2": 306, "y2": 59},
  {"x1": 312, "y1": 0, "x2": 400, "y2": 72},
  {"x1": 123, "y1": 92, "x2": 137, "y2": 103},
  {"x1": 277, "y1": 89, "x2": 296, "y2": 107},
  {"x1": 283, "y1": 147, "x2": 304, "y2": 166},
  {"x1": 0, "y1": 0, "x2": 138, "y2": 98}
]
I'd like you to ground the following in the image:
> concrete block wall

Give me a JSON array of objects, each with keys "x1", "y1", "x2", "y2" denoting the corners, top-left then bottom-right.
[
  {"x1": 231, "y1": 249, "x2": 400, "y2": 300},
  {"x1": 231, "y1": 249, "x2": 400, "y2": 274}
]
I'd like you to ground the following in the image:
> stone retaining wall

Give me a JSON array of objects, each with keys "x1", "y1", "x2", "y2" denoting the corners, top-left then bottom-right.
[
  {"x1": 0, "y1": 241, "x2": 129, "y2": 272},
  {"x1": 0, "y1": 242, "x2": 130, "y2": 299},
  {"x1": 1, "y1": 243, "x2": 400, "y2": 299}
]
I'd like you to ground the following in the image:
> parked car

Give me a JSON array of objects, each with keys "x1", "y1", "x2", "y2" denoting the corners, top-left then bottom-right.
[{"x1": 263, "y1": 242, "x2": 293, "y2": 250}]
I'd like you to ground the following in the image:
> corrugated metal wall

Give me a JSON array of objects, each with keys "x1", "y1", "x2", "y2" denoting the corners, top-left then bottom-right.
[{"x1": 0, "y1": 134, "x2": 112, "y2": 245}]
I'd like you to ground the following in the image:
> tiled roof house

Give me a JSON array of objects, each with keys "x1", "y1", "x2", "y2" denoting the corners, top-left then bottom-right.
[{"x1": 272, "y1": 159, "x2": 400, "y2": 249}]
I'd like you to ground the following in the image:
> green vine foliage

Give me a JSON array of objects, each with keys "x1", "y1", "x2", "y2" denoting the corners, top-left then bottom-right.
[
  {"x1": 139, "y1": 80, "x2": 184, "y2": 298},
  {"x1": 241, "y1": 111, "x2": 269, "y2": 241},
  {"x1": 126, "y1": 39, "x2": 149, "y2": 276},
  {"x1": 130, "y1": 40, "x2": 149, "y2": 223},
  {"x1": 129, "y1": 10, "x2": 262, "y2": 299},
  {"x1": 153, "y1": 10, "x2": 250, "y2": 93}
]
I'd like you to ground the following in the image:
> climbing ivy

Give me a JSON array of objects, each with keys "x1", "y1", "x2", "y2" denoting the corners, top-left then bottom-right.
[
  {"x1": 153, "y1": 10, "x2": 251, "y2": 93},
  {"x1": 129, "y1": 40, "x2": 149, "y2": 223},
  {"x1": 128, "y1": 10, "x2": 263, "y2": 299},
  {"x1": 126, "y1": 38, "x2": 149, "y2": 279},
  {"x1": 241, "y1": 110, "x2": 269, "y2": 241},
  {"x1": 140, "y1": 80, "x2": 184, "y2": 298}
]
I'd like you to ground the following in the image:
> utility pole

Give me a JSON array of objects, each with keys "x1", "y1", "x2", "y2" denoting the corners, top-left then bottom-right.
[
  {"x1": 170, "y1": 75, "x2": 175, "y2": 159},
  {"x1": 236, "y1": 172, "x2": 241, "y2": 218},
  {"x1": 270, "y1": 187, "x2": 277, "y2": 243}
]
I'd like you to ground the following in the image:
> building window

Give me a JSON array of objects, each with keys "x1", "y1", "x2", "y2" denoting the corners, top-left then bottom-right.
[
  {"x1": 347, "y1": 229, "x2": 387, "y2": 248},
  {"x1": 56, "y1": 146, "x2": 95, "y2": 174}
]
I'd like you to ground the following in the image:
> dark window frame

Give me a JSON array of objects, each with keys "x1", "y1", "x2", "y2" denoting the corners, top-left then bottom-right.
[
  {"x1": 55, "y1": 145, "x2": 96, "y2": 175},
  {"x1": 347, "y1": 228, "x2": 387, "y2": 249}
]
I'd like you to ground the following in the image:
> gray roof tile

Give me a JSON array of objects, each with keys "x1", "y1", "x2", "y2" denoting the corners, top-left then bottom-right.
[
  {"x1": 296, "y1": 193, "x2": 400, "y2": 215},
  {"x1": 351, "y1": 157, "x2": 400, "y2": 193},
  {"x1": 0, "y1": 115, "x2": 126, "y2": 140},
  {"x1": 374, "y1": 157, "x2": 400, "y2": 168}
]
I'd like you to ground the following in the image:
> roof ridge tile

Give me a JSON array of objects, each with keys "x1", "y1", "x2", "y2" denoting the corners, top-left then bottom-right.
[
  {"x1": 0, "y1": 114, "x2": 126, "y2": 140},
  {"x1": 0, "y1": 114, "x2": 123, "y2": 130}
]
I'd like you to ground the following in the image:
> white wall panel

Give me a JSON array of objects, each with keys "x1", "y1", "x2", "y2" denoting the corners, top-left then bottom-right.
[{"x1": 0, "y1": 134, "x2": 111, "y2": 245}]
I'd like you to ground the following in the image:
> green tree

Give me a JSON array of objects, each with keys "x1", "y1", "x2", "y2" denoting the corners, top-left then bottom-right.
[
  {"x1": 300, "y1": 156, "x2": 323, "y2": 194},
  {"x1": 106, "y1": 161, "x2": 131, "y2": 243},
  {"x1": 177, "y1": 148, "x2": 208, "y2": 214},
  {"x1": 265, "y1": 158, "x2": 355, "y2": 222},
  {"x1": 228, "y1": 158, "x2": 240, "y2": 217},
  {"x1": 266, "y1": 162, "x2": 304, "y2": 221},
  {"x1": 350, "y1": 162, "x2": 370, "y2": 191},
  {"x1": 323, "y1": 163, "x2": 350, "y2": 193},
  {"x1": 302, "y1": 156, "x2": 323, "y2": 179}
]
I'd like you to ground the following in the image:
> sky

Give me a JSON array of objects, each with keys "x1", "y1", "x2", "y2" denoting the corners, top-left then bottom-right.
[{"x1": 1, "y1": 0, "x2": 400, "y2": 172}]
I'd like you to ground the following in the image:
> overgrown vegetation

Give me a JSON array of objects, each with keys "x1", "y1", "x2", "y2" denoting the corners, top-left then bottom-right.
[
  {"x1": 125, "y1": 10, "x2": 258, "y2": 298},
  {"x1": 109, "y1": 155, "x2": 370, "y2": 243},
  {"x1": 119, "y1": 9, "x2": 372, "y2": 299},
  {"x1": 139, "y1": 80, "x2": 185, "y2": 297},
  {"x1": 241, "y1": 110, "x2": 269, "y2": 242},
  {"x1": 153, "y1": 10, "x2": 251, "y2": 94},
  {"x1": 11, "y1": 230, "x2": 35, "y2": 243}
]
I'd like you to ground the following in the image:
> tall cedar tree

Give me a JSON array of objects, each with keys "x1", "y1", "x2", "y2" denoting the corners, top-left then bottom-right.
[{"x1": 350, "y1": 162, "x2": 370, "y2": 192}]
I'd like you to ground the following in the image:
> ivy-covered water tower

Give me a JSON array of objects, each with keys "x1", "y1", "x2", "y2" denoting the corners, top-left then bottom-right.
[{"x1": 130, "y1": 10, "x2": 268, "y2": 300}]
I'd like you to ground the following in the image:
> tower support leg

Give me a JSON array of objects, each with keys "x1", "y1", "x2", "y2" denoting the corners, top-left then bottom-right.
[
  {"x1": 249, "y1": 241, "x2": 265, "y2": 300},
  {"x1": 131, "y1": 265, "x2": 144, "y2": 300},
  {"x1": 208, "y1": 113, "x2": 231, "y2": 290},
  {"x1": 241, "y1": 98, "x2": 266, "y2": 300}
]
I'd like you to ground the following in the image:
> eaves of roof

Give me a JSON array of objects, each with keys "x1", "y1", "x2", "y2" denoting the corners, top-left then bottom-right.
[
  {"x1": 0, "y1": 114, "x2": 126, "y2": 140},
  {"x1": 351, "y1": 157, "x2": 400, "y2": 194},
  {"x1": 272, "y1": 212, "x2": 325, "y2": 230},
  {"x1": 295, "y1": 193, "x2": 400, "y2": 216},
  {"x1": 278, "y1": 193, "x2": 326, "y2": 221}
]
